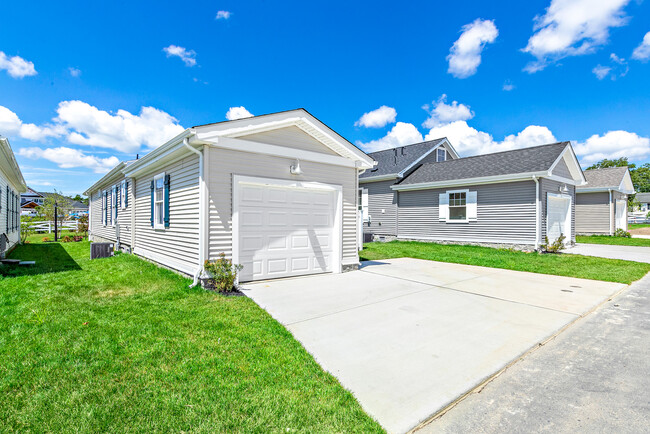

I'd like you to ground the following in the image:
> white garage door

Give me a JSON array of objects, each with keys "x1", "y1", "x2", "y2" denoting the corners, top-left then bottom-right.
[
  {"x1": 235, "y1": 178, "x2": 340, "y2": 282},
  {"x1": 547, "y1": 193, "x2": 571, "y2": 244},
  {"x1": 615, "y1": 200, "x2": 627, "y2": 231}
]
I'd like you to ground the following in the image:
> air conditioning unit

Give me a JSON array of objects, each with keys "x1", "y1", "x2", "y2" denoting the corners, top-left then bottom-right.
[{"x1": 90, "y1": 242, "x2": 114, "y2": 260}]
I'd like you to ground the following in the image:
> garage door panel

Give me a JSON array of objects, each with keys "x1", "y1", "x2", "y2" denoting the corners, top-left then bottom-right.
[{"x1": 236, "y1": 181, "x2": 338, "y2": 282}]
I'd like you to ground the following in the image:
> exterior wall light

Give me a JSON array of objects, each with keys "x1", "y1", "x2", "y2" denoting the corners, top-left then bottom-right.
[{"x1": 290, "y1": 159, "x2": 303, "y2": 175}]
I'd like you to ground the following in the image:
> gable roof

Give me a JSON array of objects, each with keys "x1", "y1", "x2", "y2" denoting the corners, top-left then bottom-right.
[
  {"x1": 577, "y1": 167, "x2": 634, "y2": 194},
  {"x1": 0, "y1": 137, "x2": 26, "y2": 192},
  {"x1": 359, "y1": 138, "x2": 450, "y2": 180},
  {"x1": 636, "y1": 192, "x2": 650, "y2": 203},
  {"x1": 392, "y1": 142, "x2": 571, "y2": 186}
]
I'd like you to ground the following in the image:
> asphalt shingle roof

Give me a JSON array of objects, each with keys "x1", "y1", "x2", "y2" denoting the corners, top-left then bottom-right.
[
  {"x1": 399, "y1": 141, "x2": 569, "y2": 185},
  {"x1": 634, "y1": 192, "x2": 650, "y2": 203},
  {"x1": 577, "y1": 167, "x2": 629, "y2": 190},
  {"x1": 359, "y1": 138, "x2": 446, "y2": 179}
]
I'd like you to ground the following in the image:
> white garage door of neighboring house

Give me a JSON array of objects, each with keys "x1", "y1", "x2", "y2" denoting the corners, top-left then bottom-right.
[
  {"x1": 615, "y1": 199, "x2": 627, "y2": 231},
  {"x1": 234, "y1": 175, "x2": 342, "y2": 282},
  {"x1": 547, "y1": 193, "x2": 571, "y2": 244}
]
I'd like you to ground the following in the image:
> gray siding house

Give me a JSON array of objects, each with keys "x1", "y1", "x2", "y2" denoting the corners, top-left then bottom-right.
[
  {"x1": 368, "y1": 141, "x2": 585, "y2": 249},
  {"x1": 85, "y1": 109, "x2": 375, "y2": 283},
  {"x1": 359, "y1": 139, "x2": 458, "y2": 237},
  {"x1": 635, "y1": 192, "x2": 650, "y2": 213},
  {"x1": 575, "y1": 167, "x2": 634, "y2": 234},
  {"x1": 0, "y1": 137, "x2": 27, "y2": 257}
]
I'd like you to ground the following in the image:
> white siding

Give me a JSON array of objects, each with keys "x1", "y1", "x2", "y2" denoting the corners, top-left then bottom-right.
[
  {"x1": 0, "y1": 170, "x2": 21, "y2": 253},
  {"x1": 207, "y1": 147, "x2": 359, "y2": 267},
  {"x1": 133, "y1": 155, "x2": 201, "y2": 274},
  {"x1": 238, "y1": 126, "x2": 339, "y2": 156},
  {"x1": 362, "y1": 179, "x2": 397, "y2": 236},
  {"x1": 89, "y1": 177, "x2": 133, "y2": 246}
]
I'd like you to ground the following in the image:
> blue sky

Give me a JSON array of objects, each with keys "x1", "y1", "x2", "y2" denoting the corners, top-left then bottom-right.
[{"x1": 1, "y1": 0, "x2": 649, "y2": 195}]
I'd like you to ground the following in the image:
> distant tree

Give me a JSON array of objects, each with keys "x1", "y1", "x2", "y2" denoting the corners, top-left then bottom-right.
[
  {"x1": 38, "y1": 189, "x2": 73, "y2": 226},
  {"x1": 70, "y1": 194, "x2": 89, "y2": 205},
  {"x1": 632, "y1": 163, "x2": 650, "y2": 193},
  {"x1": 586, "y1": 158, "x2": 650, "y2": 206},
  {"x1": 586, "y1": 157, "x2": 635, "y2": 171}
]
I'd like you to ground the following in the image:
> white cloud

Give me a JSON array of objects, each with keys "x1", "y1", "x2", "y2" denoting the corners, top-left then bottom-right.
[
  {"x1": 225, "y1": 106, "x2": 254, "y2": 120},
  {"x1": 593, "y1": 64, "x2": 611, "y2": 79},
  {"x1": 18, "y1": 146, "x2": 120, "y2": 173},
  {"x1": 55, "y1": 100, "x2": 185, "y2": 153},
  {"x1": 502, "y1": 81, "x2": 515, "y2": 91},
  {"x1": 163, "y1": 45, "x2": 197, "y2": 67},
  {"x1": 632, "y1": 31, "x2": 650, "y2": 61},
  {"x1": 447, "y1": 19, "x2": 498, "y2": 78},
  {"x1": 523, "y1": 0, "x2": 631, "y2": 72},
  {"x1": 0, "y1": 105, "x2": 64, "y2": 141},
  {"x1": 356, "y1": 122, "x2": 424, "y2": 153},
  {"x1": 573, "y1": 130, "x2": 650, "y2": 165},
  {"x1": 68, "y1": 67, "x2": 81, "y2": 77},
  {"x1": 354, "y1": 106, "x2": 397, "y2": 128},
  {"x1": 424, "y1": 121, "x2": 557, "y2": 156},
  {"x1": 0, "y1": 51, "x2": 37, "y2": 78},
  {"x1": 422, "y1": 95, "x2": 474, "y2": 128},
  {"x1": 216, "y1": 10, "x2": 231, "y2": 20}
]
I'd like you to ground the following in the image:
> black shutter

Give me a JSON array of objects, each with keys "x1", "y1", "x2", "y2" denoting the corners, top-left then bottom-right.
[
  {"x1": 150, "y1": 180, "x2": 154, "y2": 227},
  {"x1": 163, "y1": 174, "x2": 170, "y2": 228},
  {"x1": 114, "y1": 185, "x2": 118, "y2": 218},
  {"x1": 125, "y1": 181, "x2": 128, "y2": 207},
  {"x1": 6, "y1": 187, "x2": 9, "y2": 233}
]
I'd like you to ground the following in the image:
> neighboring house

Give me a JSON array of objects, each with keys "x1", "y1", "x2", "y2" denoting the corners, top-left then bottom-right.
[
  {"x1": 85, "y1": 109, "x2": 375, "y2": 283},
  {"x1": 575, "y1": 167, "x2": 635, "y2": 234},
  {"x1": 359, "y1": 138, "x2": 458, "y2": 237},
  {"x1": 634, "y1": 192, "x2": 650, "y2": 213},
  {"x1": 375, "y1": 141, "x2": 585, "y2": 249},
  {"x1": 0, "y1": 137, "x2": 27, "y2": 257},
  {"x1": 21, "y1": 187, "x2": 45, "y2": 216}
]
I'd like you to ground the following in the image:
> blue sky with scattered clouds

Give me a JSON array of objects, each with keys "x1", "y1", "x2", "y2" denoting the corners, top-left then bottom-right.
[{"x1": 1, "y1": 0, "x2": 649, "y2": 195}]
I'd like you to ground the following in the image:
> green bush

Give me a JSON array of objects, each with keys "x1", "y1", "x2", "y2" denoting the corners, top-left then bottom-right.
[
  {"x1": 613, "y1": 228, "x2": 631, "y2": 238},
  {"x1": 540, "y1": 234, "x2": 566, "y2": 253},
  {"x1": 203, "y1": 253, "x2": 244, "y2": 292}
]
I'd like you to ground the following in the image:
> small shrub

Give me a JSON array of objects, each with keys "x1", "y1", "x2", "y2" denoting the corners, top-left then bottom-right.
[
  {"x1": 61, "y1": 235, "x2": 73, "y2": 243},
  {"x1": 540, "y1": 234, "x2": 566, "y2": 253},
  {"x1": 613, "y1": 228, "x2": 631, "y2": 238},
  {"x1": 41, "y1": 237, "x2": 50, "y2": 242},
  {"x1": 204, "y1": 253, "x2": 244, "y2": 292},
  {"x1": 73, "y1": 236, "x2": 84, "y2": 242}
]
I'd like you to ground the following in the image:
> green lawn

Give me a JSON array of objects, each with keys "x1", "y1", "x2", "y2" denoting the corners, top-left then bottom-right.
[
  {"x1": 576, "y1": 235, "x2": 650, "y2": 247},
  {"x1": 360, "y1": 241, "x2": 650, "y2": 284},
  {"x1": 1, "y1": 239, "x2": 382, "y2": 432},
  {"x1": 629, "y1": 223, "x2": 650, "y2": 230}
]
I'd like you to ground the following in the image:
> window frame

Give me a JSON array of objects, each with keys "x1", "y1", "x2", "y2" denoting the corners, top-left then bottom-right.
[
  {"x1": 107, "y1": 188, "x2": 113, "y2": 227},
  {"x1": 153, "y1": 172, "x2": 166, "y2": 230},
  {"x1": 358, "y1": 187, "x2": 369, "y2": 223},
  {"x1": 446, "y1": 189, "x2": 469, "y2": 223},
  {"x1": 120, "y1": 179, "x2": 127, "y2": 209},
  {"x1": 101, "y1": 190, "x2": 107, "y2": 226},
  {"x1": 436, "y1": 148, "x2": 447, "y2": 162}
]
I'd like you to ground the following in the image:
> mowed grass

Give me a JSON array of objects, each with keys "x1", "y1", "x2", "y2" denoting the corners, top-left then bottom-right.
[
  {"x1": 629, "y1": 223, "x2": 650, "y2": 230},
  {"x1": 576, "y1": 235, "x2": 650, "y2": 247},
  {"x1": 0, "y1": 239, "x2": 382, "y2": 432},
  {"x1": 360, "y1": 241, "x2": 650, "y2": 284}
]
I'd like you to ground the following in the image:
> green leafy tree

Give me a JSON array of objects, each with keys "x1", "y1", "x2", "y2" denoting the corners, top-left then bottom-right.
[
  {"x1": 586, "y1": 157, "x2": 634, "y2": 170},
  {"x1": 70, "y1": 194, "x2": 89, "y2": 205},
  {"x1": 586, "y1": 159, "x2": 650, "y2": 207},
  {"x1": 38, "y1": 189, "x2": 73, "y2": 226}
]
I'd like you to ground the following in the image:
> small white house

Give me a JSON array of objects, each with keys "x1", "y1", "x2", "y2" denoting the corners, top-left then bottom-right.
[
  {"x1": 0, "y1": 137, "x2": 27, "y2": 256},
  {"x1": 85, "y1": 109, "x2": 375, "y2": 283}
]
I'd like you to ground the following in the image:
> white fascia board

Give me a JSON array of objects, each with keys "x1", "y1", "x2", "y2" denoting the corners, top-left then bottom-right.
[
  {"x1": 550, "y1": 143, "x2": 587, "y2": 184},
  {"x1": 620, "y1": 171, "x2": 635, "y2": 194},
  {"x1": 392, "y1": 171, "x2": 547, "y2": 191},
  {"x1": 544, "y1": 174, "x2": 584, "y2": 186},
  {"x1": 192, "y1": 135, "x2": 359, "y2": 168},
  {"x1": 439, "y1": 138, "x2": 460, "y2": 159},
  {"x1": 397, "y1": 139, "x2": 446, "y2": 178},
  {"x1": 83, "y1": 162, "x2": 127, "y2": 196},
  {"x1": 0, "y1": 137, "x2": 27, "y2": 192},
  {"x1": 359, "y1": 174, "x2": 398, "y2": 183},
  {"x1": 121, "y1": 129, "x2": 194, "y2": 177}
]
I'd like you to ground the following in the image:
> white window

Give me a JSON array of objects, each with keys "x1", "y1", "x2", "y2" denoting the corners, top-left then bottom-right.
[
  {"x1": 437, "y1": 148, "x2": 447, "y2": 162},
  {"x1": 359, "y1": 188, "x2": 369, "y2": 223},
  {"x1": 113, "y1": 185, "x2": 118, "y2": 224},
  {"x1": 154, "y1": 172, "x2": 165, "y2": 229},
  {"x1": 102, "y1": 191, "x2": 107, "y2": 226},
  {"x1": 120, "y1": 180, "x2": 127, "y2": 209},
  {"x1": 439, "y1": 189, "x2": 477, "y2": 223}
]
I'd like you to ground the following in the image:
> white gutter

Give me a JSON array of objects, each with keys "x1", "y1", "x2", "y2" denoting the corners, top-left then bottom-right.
[
  {"x1": 183, "y1": 136, "x2": 206, "y2": 287},
  {"x1": 533, "y1": 176, "x2": 540, "y2": 249},
  {"x1": 392, "y1": 171, "x2": 549, "y2": 191},
  {"x1": 359, "y1": 174, "x2": 399, "y2": 183},
  {"x1": 608, "y1": 189, "x2": 613, "y2": 236}
]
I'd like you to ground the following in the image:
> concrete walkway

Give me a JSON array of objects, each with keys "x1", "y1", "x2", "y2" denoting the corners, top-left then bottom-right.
[
  {"x1": 242, "y1": 258, "x2": 625, "y2": 433},
  {"x1": 420, "y1": 273, "x2": 650, "y2": 433},
  {"x1": 565, "y1": 243, "x2": 650, "y2": 263}
]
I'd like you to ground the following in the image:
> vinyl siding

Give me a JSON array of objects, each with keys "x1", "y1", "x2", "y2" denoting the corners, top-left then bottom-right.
[
  {"x1": 363, "y1": 179, "x2": 397, "y2": 236},
  {"x1": 540, "y1": 178, "x2": 576, "y2": 242},
  {"x1": 575, "y1": 192, "x2": 610, "y2": 234},
  {"x1": 238, "y1": 126, "x2": 339, "y2": 156},
  {"x1": 0, "y1": 169, "x2": 21, "y2": 253},
  {"x1": 398, "y1": 180, "x2": 537, "y2": 244},
  {"x1": 133, "y1": 155, "x2": 200, "y2": 274},
  {"x1": 89, "y1": 177, "x2": 133, "y2": 246},
  {"x1": 552, "y1": 158, "x2": 572, "y2": 179},
  {"x1": 206, "y1": 147, "x2": 359, "y2": 266}
]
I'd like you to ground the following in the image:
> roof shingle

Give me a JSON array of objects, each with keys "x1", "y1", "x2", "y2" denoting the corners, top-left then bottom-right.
[
  {"x1": 577, "y1": 167, "x2": 629, "y2": 190},
  {"x1": 359, "y1": 138, "x2": 445, "y2": 179}
]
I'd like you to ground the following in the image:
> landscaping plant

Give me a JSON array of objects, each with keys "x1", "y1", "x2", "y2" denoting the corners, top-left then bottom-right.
[
  {"x1": 539, "y1": 234, "x2": 566, "y2": 253},
  {"x1": 76, "y1": 214, "x2": 89, "y2": 238},
  {"x1": 613, "y1": 228, "x2": 631, "y2": 238},
  {"x1": 20, "y1": 221, "x2": 36, "y2": 244},
  {"x1": 203, "y1": 253, "x2": 244, "y2": 292}
]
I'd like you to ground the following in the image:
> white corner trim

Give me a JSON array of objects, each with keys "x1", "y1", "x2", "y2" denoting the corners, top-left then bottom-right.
[{"x1": 392, "y1": 171, "x2": 547, "y2": 191}]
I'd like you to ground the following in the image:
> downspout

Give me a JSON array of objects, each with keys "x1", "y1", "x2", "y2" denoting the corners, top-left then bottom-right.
[
  {"x1": 608, "y1": 189, "x2": 613, "y2": 235},
  {"x1": 183, "y1": 136, "x2": 205, "y2": 287},
  {"x1": 533, "y1": 176, "x2": 540, "y2": 250}
]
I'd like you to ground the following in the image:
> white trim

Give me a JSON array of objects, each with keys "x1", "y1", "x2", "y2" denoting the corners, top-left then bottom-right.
[
  {"x1": 392, "y1": 171, "x2": 548, "y2": 191},
  {"x1": 549, "y1": 143, "x2": 587, "y2": 185},
  {"x1": 545, "y1": 174, "x2": 583, "y2": 186},
  {"x1": 232, "y1": 174, "x2": 343, "y2": 282},
  {"x1": 608, "y1": 189, "x2": 613, "y2": 236},
  {"x1": 396, "y1": 138, "x2": 457, "y2": 178},
  {"x1": 397, "y1": 235, "x2": 536, "y2": 245},
  {"x1": 134, "y1": 246, "x2": 198, "y2": 277},
  {"x1": 436, "y1": 148, "x2": 447, "y2": 162},
  {"x1": 533, "y1": 176, "x2": 540, "y2": 249},
  {"x1": 546, "y1": 192, "x2": 572, "y2": 244},
  {"x1": 577, "y1": 187, "x2": 633, "y2": 194},
  {"x1": 84, "y1": 161, "x2": 128, "y2": 196},
  {"x1": 120, "y1": 180, "x2": 127, "y2": 209},
  {"x1": 153, "y1": 172, "x2": 166, "y2": 230},
  {"x1": 359, "y1": 174, "x2": 399, "y2": 183},
  {"x1": 444, "y1": 189, "x2": 470, "y2": 223}
]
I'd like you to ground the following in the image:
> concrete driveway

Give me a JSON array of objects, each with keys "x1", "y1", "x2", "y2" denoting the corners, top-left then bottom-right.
[
  {"x1": 242, "y1": 258, "x2": 626, "y2": 433},
  {"x1": 565, "y1": 243, "x2": 650, "y2": 263}
]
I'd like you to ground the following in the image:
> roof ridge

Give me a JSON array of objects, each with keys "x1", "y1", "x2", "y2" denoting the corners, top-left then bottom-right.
[
  {"x1": 584, "y1": 166, "x2": 629, "y2": 171},
  {"x1": 367, "y1": 138, "x2": 446, "y2": 156},
  {"x1": 417, "y1": 141, "x2": 569, "y2": 167}
]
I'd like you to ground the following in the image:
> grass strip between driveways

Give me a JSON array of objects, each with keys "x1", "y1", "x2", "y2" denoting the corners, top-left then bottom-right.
[
  {"x1": 576, "y1": 235, "x2": 650, "y2": 247},
  {"x1": 360, "y1": 241, "x2": 650, "y2": 284},
  {"x1": 0, "y1": 238, "x2": 383, "y2": 433}
]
